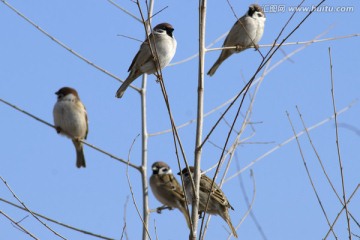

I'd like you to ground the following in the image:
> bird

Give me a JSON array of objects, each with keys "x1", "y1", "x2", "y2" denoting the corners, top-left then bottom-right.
[
  {"x1": 115, "y1": 22, "x2": 177, "y2": 98},
  {"x1": 207, "y1": 4, "x2": 266, "y2": 76},
  {"x1": 53, "y1": 87, "x2": 88, "y2": 168},
  {"x1": 149, "y1": 161, "x2": 191, "y2": 229},
  {"x1": 178, "y1": 166, "x2": 238, "y2": 238}
]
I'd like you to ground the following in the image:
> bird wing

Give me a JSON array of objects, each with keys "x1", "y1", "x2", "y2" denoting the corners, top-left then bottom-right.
[
  {"x1": 223, "y1": 16, "x2": 255, "y2": 48},
  {"x1": 200, "y1": 175, "x2": 232, "y2": 208},
  {"x1": 127, "y1": 34, "x2": 154, "y2": 72},
  {"x1": 159, "y1": 174, "x2": 185, "y2": 200},
  {"x1": 83, "y1": 105, "x2": 89, "y2": 140}
]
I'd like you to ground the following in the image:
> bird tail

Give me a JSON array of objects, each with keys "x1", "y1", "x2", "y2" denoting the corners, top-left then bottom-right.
[
  {"x1": 207, "y1": 59, "x2": 221, "y2": 76},
  {"x1": 226, "y1": 217, "x2": 238, "y2": 238},
  {"x1": 179, "y1": 206, "x2": 191, "y2": 229},
  {"x1": 115, "y1": 72, "x2": 140, "y2": 98},
  {"x1": 73, "y1": 140, "x2": 86, "y2": 168},
  {"x1": 221, "y1": 211, "x2": 238, "y2": 238}
]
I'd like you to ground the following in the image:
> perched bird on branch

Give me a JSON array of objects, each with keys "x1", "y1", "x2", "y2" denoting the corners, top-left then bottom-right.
[
  {"x1": 53, "y1": 87, "x2": 88, "y2": 168},
  {"x1": 208, "y1": 4, "x2": 266, "y2": 76},
  {"x1": 116, "y1": 23, "x2": 177, "y2": 98},
  {"x1": 178, "y1": 166, "x2": 238, "y2": 238},
  {"x1": 150, "y1": 161, "x2": 191, "y2": 229}
]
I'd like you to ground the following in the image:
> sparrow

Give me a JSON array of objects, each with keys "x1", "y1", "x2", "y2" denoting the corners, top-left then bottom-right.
[
  {"x1": 207, "y1": 4, "x2": 266, "y2": 76},
  {"x1": 178, "y1": 166, "x2": 238, "y2": 238},
  {"x1": 149, "y1": 161, "x2": 191, "y2": 229},
  {"x1": 53, "y1": 87, "x2": 88, "y2": 168},
  {"x1": 115, "y1": 23, "x2": 177, "y2": 98}
]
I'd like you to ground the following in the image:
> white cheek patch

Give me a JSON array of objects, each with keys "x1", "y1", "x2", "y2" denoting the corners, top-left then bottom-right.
[{"x1": 159, "y1": 168, "x2": 172, "y2": 175}]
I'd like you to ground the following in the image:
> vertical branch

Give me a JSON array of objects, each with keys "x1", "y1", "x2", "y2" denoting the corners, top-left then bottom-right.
[
  {"x1": 192, "y1": 0, "x2": 207, "y2": 239},
  {"x1": 328, "y1": 48, "x2": 351, "y2": 239},
  {"x1": 139, "y1": 1, "x2": 154, "y2": 239},
  {"x1": 140, "y1": 73, "x2": 150, "y2": 240}
]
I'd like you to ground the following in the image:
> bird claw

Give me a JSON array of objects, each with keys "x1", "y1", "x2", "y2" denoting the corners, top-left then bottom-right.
[
  {"x1": 55, "y1": 126, "x2": 62, "y2": 134},
  {"x1": 235, "y1": 44, "x2": 244, "y2": 52},
  {"x1": 254, "y1": 44, "x2": 260, "y2": 51},
  {"x1": 155, "y1": 73, "x2": 163, "y2": 83}
]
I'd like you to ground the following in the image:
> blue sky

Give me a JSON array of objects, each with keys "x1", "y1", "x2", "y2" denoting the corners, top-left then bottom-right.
[{"x1": 1, "y1": 0, "x2": 359, "y2": 239}]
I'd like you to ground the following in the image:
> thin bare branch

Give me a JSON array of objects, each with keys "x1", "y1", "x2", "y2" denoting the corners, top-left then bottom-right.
[
  {"x1": 324, "y1": 185, "x2": 360, "y2": 239},
  {"x1": 120, "y1": 196, "x2": 129, "y2": 240},
  {"x1": 0, "y1": 176, "x2": 67, "y2": 239},
  {"x1": 328, "y1": 47, "x2": 352, "y2": 239},
  {"x1": 125, "y1": 135, "x2": 152, "y2": 240},
  {"x1": 117, "y1": 34, "x2": 144, "y2": 43},
  {"x1": 107, "y1": 0, "x2": 142, "y2": 23},
  {"x1": 0, "y1": 210, "x2": 38, "y2": 239},
  {"x1": 231, "y1": 170, "x2": 257, "y2": 240},
  {"x1": 0, "y1": 198, "x2": 114, "y2": 240},
  {"x1": 286, "y1": 111, "x2": 337, "y2": 238},
  {"x1": 296, "y1": 106, "x2": 342, "y2": 202}
]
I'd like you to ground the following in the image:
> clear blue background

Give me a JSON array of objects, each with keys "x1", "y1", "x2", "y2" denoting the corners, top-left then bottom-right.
[{"x1": 1, "y1": 0, "x2": 359, "y2": 239}]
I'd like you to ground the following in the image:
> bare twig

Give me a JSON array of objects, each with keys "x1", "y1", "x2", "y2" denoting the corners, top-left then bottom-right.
[
  {"x1": 328, "y1": 47, "x2": 352, "y2": 239},
  {"x1": 296, "y1": 106, "x2": 341, "y2": 202},
  {"x1": 0, "y1": 198, "x2": 115, "y2": 240},
  {"x1": 117, "y1": 34, "x2": 144, "y2": 43},
  {"x1": 125, "y1": 135, "x2": 152, "y2": 240},
  {"x1": 231, "y1": 169, "x2": 257, "y2": 240},
  {"x1": 120, "y1": 196, "x2": 129, "y2": 240},
  {"x1": 0, "y1": 176, "x2": 67, "y2": 239},
  {"x1": 107, "y1": 0, "x2": 142, "y2": 23},
  {"x1": 324, "y1": 185, "x2": 360, "y2": 239},
  {"x1": 238, "y1": 163, "x2": 267, "y2": 240},
  {"x1": 0, "y1": 210, "x2": 38, "y2": 239},
  {"x1": 286, "y1": 111, "x2": 337, "y2": 239}
]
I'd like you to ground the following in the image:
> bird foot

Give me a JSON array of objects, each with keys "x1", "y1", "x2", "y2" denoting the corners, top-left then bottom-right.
[
  {"x1": 55, "y1": 126, "x2": 62, "y2": 134},
  {"x1": 156, "y1": 208, "x2": 162, "y2": 214},
  {"x1": 73, "y1": 137, "x2": 82, "y2": 142},
  {"x1": 235, "y1": 44, "x2": 244, "y2": 52},
  {"x1": 155, "y1": 73, "x2": 163, "y2": 83},
  {"x1": 156, "y1": 206, "x2": 173, "y2": 214}
]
